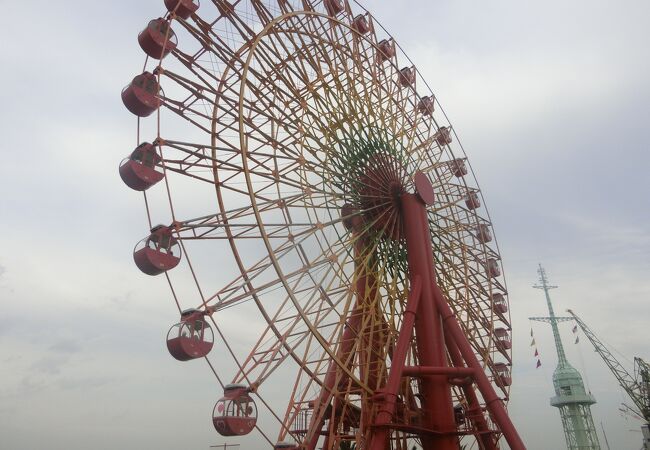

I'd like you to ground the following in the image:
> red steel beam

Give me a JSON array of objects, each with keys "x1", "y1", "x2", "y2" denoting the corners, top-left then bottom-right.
[
  {"x1": 402, "y1": 366, "x2": 475, "y2": 377},
  {"x1": 443, "y1": 326, "x2": 498, "y2": 450},
  {"x1": 399, "y1": 193, "x2": 459, "y2": 450},
  {"x1": 367, "y1": 276, "x2": 422, "y2": 449},
  {"x1": 432, "y1": 281, "x2": 526, "y2": 450}
]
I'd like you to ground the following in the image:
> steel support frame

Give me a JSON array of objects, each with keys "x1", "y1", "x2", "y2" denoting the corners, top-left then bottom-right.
[
  {"x1": 367, "y1": 193, "x2": 525, "y2": 450},
  {"x1": 307, "y1": 192, "x2": 525, "y2": 450}
]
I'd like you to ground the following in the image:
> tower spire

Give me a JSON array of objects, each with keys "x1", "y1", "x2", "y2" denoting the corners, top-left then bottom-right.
[{"x1": 533, "y1": 264, "x2": 568, "y2": 366}]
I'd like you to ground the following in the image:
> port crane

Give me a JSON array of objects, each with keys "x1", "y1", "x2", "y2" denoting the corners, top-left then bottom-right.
[{"x1": 567, "y1": 310, "x2": 649, "y2": 450}]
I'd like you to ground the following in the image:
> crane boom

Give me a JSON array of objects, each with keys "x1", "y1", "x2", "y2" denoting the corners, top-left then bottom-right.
[
  {"x1": 567, "y1": 309, "x2": 650, "y2": 450},
  {"x1": 566, "y1": 309, "x2": 649, "y2": 422}
]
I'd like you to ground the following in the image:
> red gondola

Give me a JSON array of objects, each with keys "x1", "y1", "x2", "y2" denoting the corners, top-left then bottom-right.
[
  {"x1": 465, "y1": 192, "x2": 481, "y2": 210},
  {"x1": 121, "y1": 72, "x2": 162, "y2": 117},
  {"x1": 435, "y1": 126, "x2": 452, "y2": 146},
  {"x1": 492, "y1": 293, "x2": 508, "y2": 314},
  {"x1": 213, "y1": 384, "x2": 258, "y2": 436},
  {"x1": 119, "y1": 142, "x2": 164, "y2": 191},
  {"x1": 398, "y1": 67, "x2": 415, "y2": 87},
  {"x1": 351, "y1": 14, "x2": 370, "y2": 34},
  {"x1": 450, "y1": 158, "x2": 467, "y2": 177},
  {"x1": 418, "y1": 96, "x2": 434, "y2": 116},
  {"x1": 494, "y1": 362, "x2": 512, "y2": 387},
  {"x1": 324, "y1": 0, "x2": 344, "y2": 16},
  {"x1": 494, "y1": 327, "x2": 511, "y2": 350},
  {"x1": 377, "y1": 39, "x2": 395, "y2": 62},
  {"x1": 166, "y1": 309, "x2": 214, "y2": 361},
  {"x1": 164, "y1": 0, "x2": 199, "y2": 19},
  {"x1": 133, "y1": 225, "x2": 181, "y2": 276},
  {"x1": 138, "y1": 18, "x2": 178, "y2": 59},
  {"x1": 486, "y1": 258, "x2": 500, "y2": 278},
  {"x1": 475, "y1": 224, "x2": 492, "y2": 243}
]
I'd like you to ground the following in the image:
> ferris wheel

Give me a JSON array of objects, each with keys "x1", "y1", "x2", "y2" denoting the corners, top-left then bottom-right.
[{"x1": 120, "y1": 1, "x2": 524, "y2": 449}]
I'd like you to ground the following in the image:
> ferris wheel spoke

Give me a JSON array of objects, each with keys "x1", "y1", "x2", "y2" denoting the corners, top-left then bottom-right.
[
  {"x1": 199, "y1": 212, "x2": 357, "y2": 310},
  {"x1": 220, "y1": 226, "x2": 393, "y2": 386},
  {"x1": 227, "y1": 264, "x2": 356, "y2": 389}
]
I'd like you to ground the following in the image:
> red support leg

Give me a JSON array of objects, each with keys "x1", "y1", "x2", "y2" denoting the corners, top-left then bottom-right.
[
  {"x1": 401, "y1": 193, "x2": 459, "y2": 450},
  {"x1": 431, "y1": 282, "x2": 526, "y2": 450},
  {"x1": 311, "y1": 185, "x2": 526, "y2": 449},
  {"x1": 367, "y1": 276, "x2": 422, "y2": 450},
  {"x1": 443, "y1": 326, "x2": 498, "y2": 450}
]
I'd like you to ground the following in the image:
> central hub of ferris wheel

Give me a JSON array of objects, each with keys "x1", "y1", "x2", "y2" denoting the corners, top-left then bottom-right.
[{"x1": 338, "y1": 153, "x2": 406, "y2": 241}]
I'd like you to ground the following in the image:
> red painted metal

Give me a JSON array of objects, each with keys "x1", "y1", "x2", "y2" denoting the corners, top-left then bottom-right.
[
  {"x1": 367, "y1": 276, "x2": 422, "y2": 450},
  {"x1": 366, "y1": 189, "x2": 525, "y2": 450},
  {"x1": 121, "y1": 72, "x2": 161, "y2": 117},
  {"x1": 377, "y1": 39, "x2": 395, "y2": 62},
  {"x1": 166, "y1": 309, "x2": 214, "y2": 361},
  {"x1": 402, "y1": 366, "x2": 475, "y2": 377},
  {"x1": 443, "y1": 326, "x2": 498, "y2": 450},
  {"x1": 351, "y1": 14, "x2": 370, "y2": 34},
  {"x1": 138, "y1": 18, "x2": 177, "y2": 59},
  {"x1": 164, "y1": 0, "x2": 199, "y2": 19},
  {"x1": 430, "y1": 282, "x2": 525, "y2": 449},
  {"x1": 392, "y1": 193, "x2": 458, "y2": 450},
  {"x1": 133, "y1": 225, "x2": 181, "y2": 275},
  {"x1": 414, "y1": 171, "x2": 435, "y2": 206},
  {"x1": 119, "y1": 142, "x2": 164, "y2": 191},
  {"x1": 398, "y1": 67, "x2": 416, "y2": 87},
  {"x1": 213, "y1": 384, "x2": 257, "y2": 436},
  {"x1": 418, "y1": 95, "x2": 435, "y2": 116}
]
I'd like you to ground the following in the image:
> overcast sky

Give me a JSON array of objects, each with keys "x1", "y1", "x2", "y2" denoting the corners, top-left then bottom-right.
[{"x1": 1, "y1": 1, "x2": 649, "y2": 449}]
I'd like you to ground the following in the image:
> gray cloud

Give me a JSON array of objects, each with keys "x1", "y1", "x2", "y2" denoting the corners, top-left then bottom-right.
[
  {"x1": 48, "y1": 339, "x2": 83, "y2": 354},
  {"x1": 0, "y1": 376, "x2": 47, "y2": 402},
  {"x1": 29, "y1": 355, "x2": 70, "y2": 376},
  {"x1": 56, "y1": 375, "x2": 115, "y2": 391}
]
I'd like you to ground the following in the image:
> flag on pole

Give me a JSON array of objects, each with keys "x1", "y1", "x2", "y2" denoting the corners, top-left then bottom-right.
[
  {"x1": 572, "y1": 324, "x2": 578, "y2": 333},
  {"x1": 536, "y1": 360, "x2": 542, "y2": 368},
  {"x1": 534, "y1": 349, "x2": 539, "y2": 357},
  {"x1": 530, "y1": 338, "x2": 536, "y2": 346},
  {"x1": 530, "y1": 328, "x2": 534, "y2": 337},
  {"x1": 575, "y1": 336, "x2": 579, "y2": 344}
]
